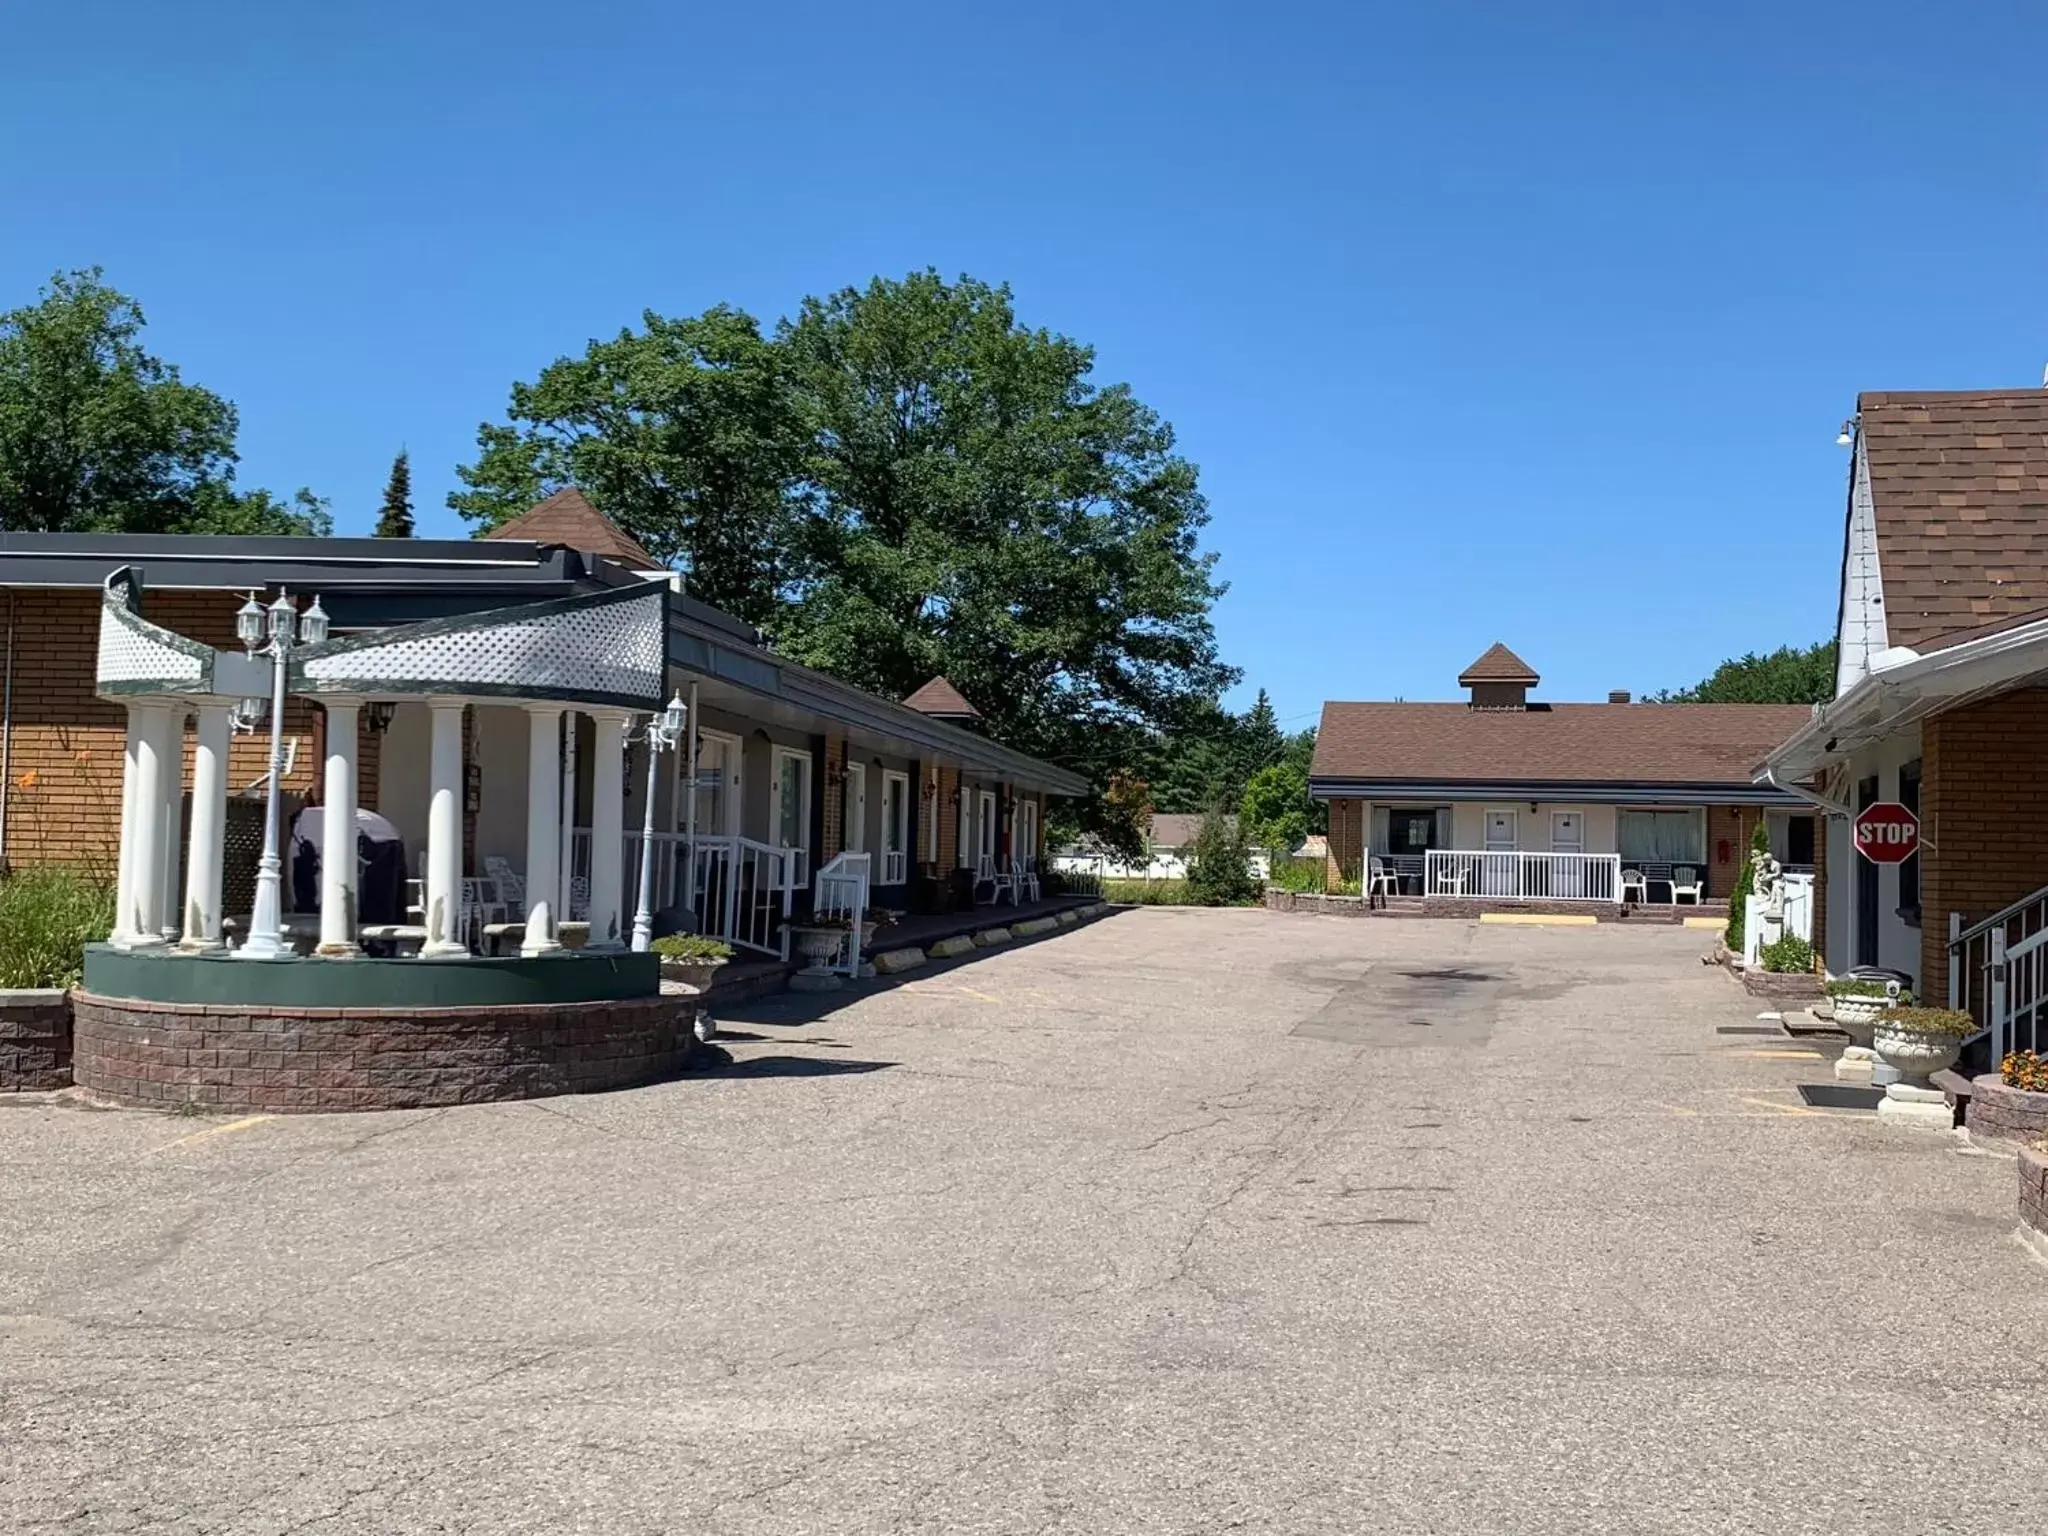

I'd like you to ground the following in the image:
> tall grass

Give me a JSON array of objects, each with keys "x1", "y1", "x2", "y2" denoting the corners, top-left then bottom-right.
[
  {"x1": 1266, "y1": 857, "x2": 1328, "y2": 895},
  {"x1": 0, "y1": 865, "x2": 116, "y2": 988}
]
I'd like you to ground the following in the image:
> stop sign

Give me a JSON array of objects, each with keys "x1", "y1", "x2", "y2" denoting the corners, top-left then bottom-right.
[{"x1": 1854, "y1": 801, "x2": 1920, "y2": 864}]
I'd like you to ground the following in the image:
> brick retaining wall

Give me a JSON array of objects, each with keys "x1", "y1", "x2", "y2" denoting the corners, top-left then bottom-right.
[
  {"x1": 1739, "y1": 970, "x2": 1826, "y2": 1001},
  {"x1": 1968, "y1": 1075, "x2": 2048, "y2": 1151},
  {"x1": 0, "y1": 990, "x2": 72, "y2": 1091},
  {"x1": 73, "y1": 992, "x2": 691, "y2": 1112},
  {"x1": 2018, "y1": 1146, "x2": 2048, "y2": 1254}
]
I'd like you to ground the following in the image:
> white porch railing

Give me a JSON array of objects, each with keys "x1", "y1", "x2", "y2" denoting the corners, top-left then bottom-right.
[
  {"x1": 812, "y1": 851, "x2": 870, "y2": 977},
  {"x1": 1741, "y1": 872, "x2": 1814, "y2": 967},
  {"x1": 882, "y1": 848, "x2": 907, "y2": 885},
  {"x1": 1423, "y1": 850, "x2": 1623, "y2": 903},
  {"x1": 574, "y1": 829, "x2": 796, "y2": 960},
  {"x1": 1949, "y1": 883, "x2": 2048, "y2": 1062}
]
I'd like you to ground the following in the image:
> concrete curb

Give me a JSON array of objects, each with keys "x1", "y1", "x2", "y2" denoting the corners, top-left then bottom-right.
[
  {"x1": 1013, "y1": 916, "x2": 1059, "y2": 936},
  {"x1": 873, "y1": 947, "x2": 928, "y2": 975},
  {"x1": 1055, "y1": 910, "x2": 1079, "y2": 926},
  {"x1": 928, "y1": 935, "x2": 977, "y2": 959},
  {"x1": 974, "y1": 927, "x2": 1015, "y2": 947}
]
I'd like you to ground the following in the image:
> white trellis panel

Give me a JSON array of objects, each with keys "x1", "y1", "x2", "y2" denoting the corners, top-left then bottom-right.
[
  {"x1": 297, "y1": 585, "x2": 667, "y2": 706},
  {"x1": 96, "y1": 593, "x2": 209, "y2": 692}
]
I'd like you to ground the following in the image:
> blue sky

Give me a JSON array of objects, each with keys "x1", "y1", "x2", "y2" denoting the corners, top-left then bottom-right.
[{"x1": 6, "y1": 1, "x2": 2043, "y2": 726}]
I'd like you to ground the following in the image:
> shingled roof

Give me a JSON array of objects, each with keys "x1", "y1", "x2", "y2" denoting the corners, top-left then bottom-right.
[
  {"x1": 1310, "y1": 701, "x2": 1814, "y2": 788},
  {"x1": 1457, "y1": 642, "x2": 1540, "y2": 685},
  {"x1": 902, "y1": 676, "x2": 981, "y2": 718},
  {"x1": 1859, "y1": 390, "x2": 2048, "y2": 649},
  {"x1": 483, "y1": 488, "x2": 664, "y2": 572}
]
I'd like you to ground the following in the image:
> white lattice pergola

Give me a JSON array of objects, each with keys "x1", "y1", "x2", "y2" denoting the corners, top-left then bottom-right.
[{"x1": 93, "y1": 571, "x2": 670, "y2": 961}]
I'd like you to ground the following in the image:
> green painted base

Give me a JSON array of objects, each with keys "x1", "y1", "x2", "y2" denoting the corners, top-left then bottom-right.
[{"x1": 82, "y1": 944, "x2": 658, "y2": 1009}]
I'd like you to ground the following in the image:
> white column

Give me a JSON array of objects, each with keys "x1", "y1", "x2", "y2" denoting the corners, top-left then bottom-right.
[
  {"x1": 120, "y1": 703, "x2": 174, "y2": 947},
  {"x1": 423, "y1": 701, "x2": 467, "y2": 957},
  {"x1": 558, "y1": 710, "x2": 579, "y2": 925},
  {"x1": 317, "y1": 698, "x2": 361, "y2": 956},
  {"x1": 111, "y1": 705, "x2": 144, "y2": 944},
  {"x1": 180, "y1": 706, "x2": 231, "y2": 950},
  {"x1": 586, "y1": 709, "x2": 629, "y2": 950},
  {"x1": 522, "y1": 704, "x2": 564, "y2": 955},
  {"x1": 158, "y1": 708, "x2": 185, "y2": 940}
]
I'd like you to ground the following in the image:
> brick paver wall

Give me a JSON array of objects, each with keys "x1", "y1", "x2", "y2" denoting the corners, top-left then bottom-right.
[
  {"x1": 1920, "y1": 688, "x2": 2048, "y2": 1004},
  {"x1": 73, "y1": 992, "x2": 691, "y2": 1112},
  {"x1": 1966, "y1": 1075, "x2": 2048, "y2": 1150},
  {"x1": 0, "y1": 992, "x2": 72, "y2": 1090},
  {"x1": 1325, "y1": 798, "x2": 1362, "y2": 889},
  {"x1": 2019, "y1": 1145, "x2": 2048, "y2": 1246}
]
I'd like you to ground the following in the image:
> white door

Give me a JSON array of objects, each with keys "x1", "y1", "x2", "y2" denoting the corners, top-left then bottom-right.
[
  {"x1": 978, "y1": 790, "x2": 997, "y2": 869},
  {"x1": 843, "y1": 762, "x2": 866, "y2": 855},
  {"x1": 772, "y1": 747, "x2": 811, "y2": 884},
  {"x1": 1018, "y1": 799, "x2": 1038, "y2": 869},
  {"x1": 881, "y1": 771, "x2": 909, "y2": 884},
  {"x1": 1550, "y1": 810, "x2": 1584, "y2": 898},
  {"x1": 688, "y1": 732, "x2": 740, "y2": 838},
  {"x1": 1483, "y1": 808, "x2": 1518, "y2": 896}
]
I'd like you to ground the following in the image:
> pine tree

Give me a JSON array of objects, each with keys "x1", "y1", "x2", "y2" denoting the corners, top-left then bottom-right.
[{"x1": 374, "y1": 449, "x2": 414, "y2": 538}]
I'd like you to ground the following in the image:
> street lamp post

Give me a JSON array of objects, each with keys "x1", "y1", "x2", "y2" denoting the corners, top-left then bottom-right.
[
  {"x1": 630, "y1": 694, "x2": 687, "y2": 953},
  {"x1": 235, "y1": 589, "x2": 327, "y2": 960}
]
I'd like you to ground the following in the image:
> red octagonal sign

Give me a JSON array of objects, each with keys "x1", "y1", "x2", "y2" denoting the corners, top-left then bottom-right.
[{"x1": 1854, "y1": 801, "x2": 1920, "y2": 864}]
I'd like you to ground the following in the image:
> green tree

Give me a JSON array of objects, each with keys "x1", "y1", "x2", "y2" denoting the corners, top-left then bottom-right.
[
  {"x1": 450, "y1": 306, "x2": 806, "y2": 628},
  {"x1": 0, "y1": 268, "x2": 324, "y2": 534},
  {"x1": 374, "y1": 449, "x2": 414, "y2": 537},
  {"x1": 1092, "y1": 772, "x2": 1154, "y2": 864},
  {"x1": 1724, "y1": 819, "x2": 1771, "y2": 952},
  {"x1": 456, "y1": 272, "x2": 1236, "y2": 831},
  {"x1": 1241, "y1": 760, "x2": 1311, "y2": 853},
  {"x1": 1655, "y1": 641, "x2": 1837, "y2": 705},
  {"x1": 1184, "y1": 808, "x2": 1261, "y2": 907}
]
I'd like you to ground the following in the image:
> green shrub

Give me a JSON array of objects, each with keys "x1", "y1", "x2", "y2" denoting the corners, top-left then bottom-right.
[
  {"x1": 1724, "y1": 820, "x2": 1770, "y2": 952},
  {"x1": 1875, "y1": 1006, "x2": 1973, "y2": 1035},
  {"x1": 650, "y1": 933, "x2": 733, "y2": 962},
  {"x1": 1759, "y1": 933, "x2": 1814, "y2": 974},
  {"x1": 1825, "y1": 976, "x2": 1910, "y2": 1001},
  {"x1": 0, "y1": 866, "x2": 115, "y2": 989},
  {"x1": 1184, "y1": 810, "x2": 1263, "y2": 907},
  {"x1": 1267, "y1": 857, "x2": 1327, "y2": 895},
  {"x1": 1102, "y1": 878, "x2": 1193, "y2": 906}
]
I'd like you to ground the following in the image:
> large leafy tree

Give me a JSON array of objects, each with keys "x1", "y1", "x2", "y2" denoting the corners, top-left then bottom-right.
[
  {"x1": 1654, "y1": 641, "x2": 1837, "y2": 705},
  {"x1": 450, "y1": 307, "x2": 805, "y2": 627},
  {"x1": 456, "y1": 272, "x2": 1236, "y2": 795},
  {"x1": 0, "y1": 269, "x2": 326, "y2": 534}
]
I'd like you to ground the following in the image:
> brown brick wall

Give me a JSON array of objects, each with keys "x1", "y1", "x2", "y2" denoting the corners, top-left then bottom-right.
[
  {"x1": 73, "y1": 991, "x2": 691, "y2": 1112},
  {"x1": 2019, "y1": 1145, "x2": 2048, "y2": 1245},
  {"x1": 0, "y1": 992, "x2": 72, "y2": 1090},
  {"x1": 1326, "y1": 798, "x2": 1363, "y2": 888},
  {"x1": 1811, "y1": 813, "x2": 1829, "y2": 971},
  {"x1": 1, "y1": 587, "x2": 320, "y2": 873},
  {"x1": 937, "y1": 767, "x2": 959, "y2": 869},
  {"x1": 1920, "y1": 689, "x2": 2048, "y2": 1005},
  {"x1": 1708, "y1": 805, "x2": 1766, "y2": 899},
  {"x1": 820, "y1": 735, "x2": 845, "y2": 859},
  {"x1": 1965, "y1": 1074, "x2": 2048, "y2": 1150}
]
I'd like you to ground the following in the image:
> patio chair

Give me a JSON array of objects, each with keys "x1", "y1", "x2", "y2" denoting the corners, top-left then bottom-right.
[
  {"x1": 484, "y1": 856, "x2": 525, "y2": 911},
  {"x1": 1670, "y1": 866, "x2": 1704, "y2": 905},
  {"x1": 978, "y1": 854, "x2": 1015, "y2": 906},
  {"x1": 1012, "y1": 857, "x2": 1041, "y2": 904},
  {"x1": 460, "y1": 876, "x2": 507, "y2": 950},
  {"x1": 1367, "y1": 857, "x2": 1400, "y2": 902},
  {"x1": 1621, "y1": 867, "x2": 1649, "y2": 904},
  {"x1": 1431, "y1": 862, "x2": 1468, "y2": 896}
]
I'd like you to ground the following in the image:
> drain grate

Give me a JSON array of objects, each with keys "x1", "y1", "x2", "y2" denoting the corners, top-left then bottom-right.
[{"x1": 1798, "y1": 1083, "x2": 1886, "y2": 1111}]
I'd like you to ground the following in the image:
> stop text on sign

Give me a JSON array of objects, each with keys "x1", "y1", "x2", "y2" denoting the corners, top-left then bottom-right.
[{"x1": 1853, "y1": 802, "x2": 1920, "y2": 864}]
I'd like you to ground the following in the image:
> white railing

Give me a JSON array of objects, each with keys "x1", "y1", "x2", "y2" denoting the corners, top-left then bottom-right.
[
  {"x1": 882, "y1": 848, "x2": 907, "y2": 885},
  {"x1": 1423, "y1": 850, "x2": 1623, "y2": 903},
  {"x1": 1949, "y1": 882, "x2": 2048, "y2": 1060},
  {"x1": 812, "y1": 851, "x2": 870, "y2": 977},
  {"x1": 576, "y1": 828, "x2": 795, "y2": 960},
  {"x1": 1741, "y1": 872, "x2": 1815, "y2": 968}
]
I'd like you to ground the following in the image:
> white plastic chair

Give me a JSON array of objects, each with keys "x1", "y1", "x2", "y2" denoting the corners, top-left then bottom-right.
[
  {"x1": 1432, "y1": 862, "x2": 1468, "y2": 896},
  {"x1": 460, "y1": 877, "x2": 506, "y2": 950},
  {"x1": 1670, "y1": 866, "x2": 1704, "y2": 905},
  {"x1": 484, "y1": 856, "x2": 525, "y2": 911},
  {"x1": 1621, "y1": 867, "x2": 1649, "y2": 904},
  {"x1": 979, "y1": 854, "x2": 1015, "y2": 905},
  {"x1": 1012, "y1": 857, "x2": 1040, "y2": 904},
  {"x1": 1367, "y1": 857, "x2": 1400, "y2": 901}
]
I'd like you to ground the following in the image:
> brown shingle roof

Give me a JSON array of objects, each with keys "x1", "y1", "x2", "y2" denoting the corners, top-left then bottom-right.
[
  {"x1": 1310, "y1": 701, "x2": 1814, "y2": 787},
  {"x1": 1457, "y1": 642, "x2": 1540, "y2": 685},
  {"x1": 902, "y1": 677, "x2": 981, "y2": 717},
  {"x1": 1148, "y1": 813, "x2": 1234, "y2": 849},
  {"x1": 1860, "y1": 390, "x2": 2048, "y2": 649},
  {"x1": 483, "y1": 488, "x2": 663, "y2": 571}
]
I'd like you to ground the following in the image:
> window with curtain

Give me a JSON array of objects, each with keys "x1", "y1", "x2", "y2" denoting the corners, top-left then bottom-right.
[
  {"x1": 1618, "y1": 809, "x2": 1706, "y2": 864},
  {"x1": 1373, "y1": 806, "x2": 1451, "y2": 856}
]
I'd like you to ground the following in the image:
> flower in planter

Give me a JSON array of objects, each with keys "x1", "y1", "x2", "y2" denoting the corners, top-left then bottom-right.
[
  {"x1": 2002, "y1": 1050, "x2": 2048, "y2": 1093},
  {"x1": 650, "y1": 934, "x2": 733, "y2": 964},
  {"x1": 1825, "y1": 977, "x2": 1912, "y2": 1002}
]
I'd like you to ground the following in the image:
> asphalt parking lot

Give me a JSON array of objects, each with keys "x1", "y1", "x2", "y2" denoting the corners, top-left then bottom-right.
[{"x1": 4, "y1": 908, "x2": 2044, "y2": 1534}]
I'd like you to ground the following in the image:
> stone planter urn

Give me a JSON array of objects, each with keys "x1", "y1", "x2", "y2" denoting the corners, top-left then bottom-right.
[
  {"x1": 658, "y1": 957, "x2": 727, "y2": 992},
  {"x1": 1872, "y1": 1013, "x2": 1970, "y2": 1129},
  {"x1": 788, "y1": 924, "x2": 849, "y2": 992},
  {"x1": 1828, "y1": 983, "x2": 1905, "y2": 1083}
]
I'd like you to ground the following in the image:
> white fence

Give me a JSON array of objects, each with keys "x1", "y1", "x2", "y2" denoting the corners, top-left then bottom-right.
[
  {"x1": 1741, "y1": 872, "x2": 1814, "y2": 967},
  {"x1": 811, "y1": 851, "x2": 870, "y2": 977},
  {"x1": 1422, "y1": 850, "x2": 1623, "y2": 903},
  {"x1": 574, "y1": 829, "x2": 798, "y2": 959},
  {"x1": 1950, "y1": 883, "x2": 2048, "y2": 1062}
]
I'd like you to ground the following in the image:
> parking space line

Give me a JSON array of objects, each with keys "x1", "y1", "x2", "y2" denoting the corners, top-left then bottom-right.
[{"x1": 148, "y1": 1114, "x2": 276, "y2": 1153}]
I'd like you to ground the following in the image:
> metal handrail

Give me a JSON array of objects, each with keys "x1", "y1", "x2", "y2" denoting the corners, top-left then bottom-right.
[{"x1": 1950, "y1": 881, "x2": 2048, "y2": 951}]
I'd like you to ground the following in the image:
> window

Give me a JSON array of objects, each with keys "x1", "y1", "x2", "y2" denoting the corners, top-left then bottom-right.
[
  {"x1": 881, "y1": 771, "x2": 910, "y2": 885},
  {"x1": 1898, "y1": 759, "x2": 1921, "y2": 921},
  {"x1": 842, "y1": 761, "x2": 866, "y2": 855},
  {"x1": 1386, "y1": 808, "x2": 1439, "y2": 855},
  {"x1": 1786, "y1": 815, "x2": 1816, "y2": 867},
  {"x1": 771, "y1": 746, "x2": 811, "y2": 883},
  {"x1": 1618, "y1": 809, "x2": 1706, "y2": 865}
]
